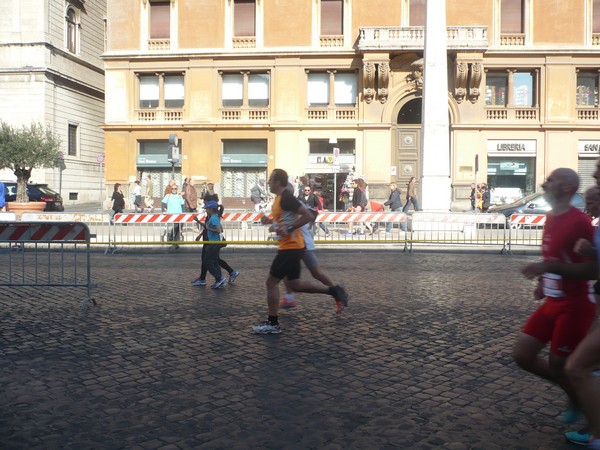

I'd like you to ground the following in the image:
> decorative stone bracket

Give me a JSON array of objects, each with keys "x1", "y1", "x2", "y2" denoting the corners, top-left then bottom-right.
[
  {"x1": 455, "y1": 60, "x2": 483, "y2": 104},
  {"x1": 363, "y1": 61, "x2": 390, "y2": 104}
]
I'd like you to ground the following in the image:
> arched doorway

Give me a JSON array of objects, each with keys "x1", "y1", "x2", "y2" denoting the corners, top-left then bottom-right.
[{"x1": 394, "y1": 98, "x2": 422, "y2": 183}]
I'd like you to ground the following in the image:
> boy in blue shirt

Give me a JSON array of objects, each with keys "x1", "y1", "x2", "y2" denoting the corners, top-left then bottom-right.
[{"x1": 203, "y1": 201, "x2": 227, "y2": 289}]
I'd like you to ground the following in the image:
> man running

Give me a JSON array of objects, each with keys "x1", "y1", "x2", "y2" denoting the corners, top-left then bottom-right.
[
  {"x1": 514, "y1": 168, "x2": 597, "y2": 430},
  {"x1": 252, "y1": 168, "x2": 349, "y2": 334}
]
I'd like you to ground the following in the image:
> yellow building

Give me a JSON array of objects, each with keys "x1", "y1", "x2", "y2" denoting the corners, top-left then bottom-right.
[{"x1": 103, "y1": 0, "x2": 600, "y2": 210}]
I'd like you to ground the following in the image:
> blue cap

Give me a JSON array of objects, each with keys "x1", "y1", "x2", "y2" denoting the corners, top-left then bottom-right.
[{"x1": 203, "y1": 200, "x2": 219, "y2": 210}]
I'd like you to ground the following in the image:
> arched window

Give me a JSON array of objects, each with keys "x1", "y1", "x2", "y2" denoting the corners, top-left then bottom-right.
[{"x1": 66, "y1": 8, "x2": 78, "y2": 53}]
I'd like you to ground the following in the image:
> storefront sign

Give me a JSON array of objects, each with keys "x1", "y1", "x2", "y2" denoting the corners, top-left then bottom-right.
[
  {"x1": 308, "y1": 154, "x2": 354, "y2": 165},
  {"x1": 578, "y1": 140, "x2": 600, "y2": 157},
  {"x1": 137, "y1": 155, "x2": 180, "y2": 168},
  {"x1": 487, "y1": 140, "x2": 536, "y2": 156},
  {"x1": 221, "y1": 154, "x2": 267, "y2": 167}
]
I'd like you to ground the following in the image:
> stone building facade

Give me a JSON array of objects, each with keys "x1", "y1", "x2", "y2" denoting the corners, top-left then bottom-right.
[{"x1": 103, "y1": 0, "x2": 600, "y2": 210}]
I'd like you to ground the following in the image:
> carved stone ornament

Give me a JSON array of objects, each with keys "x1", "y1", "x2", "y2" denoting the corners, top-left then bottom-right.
[
  {"x1": 377, "y1": 62, "x2": 390, "y2": 104},
  {"x1": 455, "y1": 61, "x2": 468, "y2": 104},
  {"x1": 363, "y1": 62, "x2": 376, "y2": 104},
  {"x1": 468, "y1": 62, "x2": 483, "y2": 103},
  {"x1": 405, "y1": 59, "x2": 423, "y2": 93}
]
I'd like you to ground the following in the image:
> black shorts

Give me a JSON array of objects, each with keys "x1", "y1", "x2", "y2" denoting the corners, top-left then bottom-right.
[{"x1": 269, "y1": 249, "x2": 304, "y2": 281}]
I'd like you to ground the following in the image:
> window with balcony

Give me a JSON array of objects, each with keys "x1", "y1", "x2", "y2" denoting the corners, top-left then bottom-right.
[
  {"x1": 221, "y1": 72, "x2": 270, "y2": 120},
  {"x1": 137, "y1": 73, "x2": 184, "y2": 122},
  {"x1": 500, "y1": 0, "x2": 525, "y2": 45},
  {"x1": 65, "y1": 6, "x2": 79, "y2": 54},
  {"x1": 485, "y1": 70, "x2": 538, "y2": 120},
  {"x1": 149, "y1": 1, "x2": 170, "y2": 50},
  {"x1": 320, "y1": 0, "x2": 344, "y2": 47},
  {"x1": 409, "y1": 0, "x2": 425, "y2": 26},
  {"x1": 307, "y1": 71, "x2": 357, "y2": 120},
  {"x1": 577, "y1": 70, "x2": 600, "y2": 120}
]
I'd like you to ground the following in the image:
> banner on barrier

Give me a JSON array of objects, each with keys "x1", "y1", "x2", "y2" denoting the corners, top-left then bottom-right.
[
  {"x1": 20, "y1": 212, "x2": 111, "y2": 223},
  {"x1": 0, "y1": 212, "x2": 17, "y2": 222},
  {"x1": 0, "y1": 222, "x2": 90, "y2": 242}
]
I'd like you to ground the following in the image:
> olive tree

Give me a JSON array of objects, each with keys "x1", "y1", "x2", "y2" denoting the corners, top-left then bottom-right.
[{"x1": 0, "y1": 121, "x2": 62, "y2": 203}]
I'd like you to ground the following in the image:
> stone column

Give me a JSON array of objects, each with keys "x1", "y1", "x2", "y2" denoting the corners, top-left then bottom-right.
[{"x1": 420, "y1": 0, "x2": 451, "y2": 211}]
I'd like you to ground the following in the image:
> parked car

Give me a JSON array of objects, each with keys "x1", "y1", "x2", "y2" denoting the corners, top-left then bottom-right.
[
  {"x1": 4, "y1": 182, "x2": 64, "y2": 212},
  {"x1": 487, "y1": 192, "x2": 585, "y2": 218}
]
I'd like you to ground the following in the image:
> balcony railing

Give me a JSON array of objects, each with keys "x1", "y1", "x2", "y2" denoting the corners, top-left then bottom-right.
[
  {"x1": 136, "y1": 108, "x2": 183, "y2": 123},
  {"x1": 233, "y1": 36, "x2": 256, "y2": 48},
  {"x1": 499, "y1": 33, "x2": 525, "y2": 46},
  {"x1": 148, "y1": 39, "x2": 170, "y2": 51},
  {"x1": 320, "y1": 35, "x2": 344, "y2": 47},
  {"x1": 577, "y1": 107, "x2": 600, "y2": 120},
  {"x1": 485, "y1": 106, "x2": 538, "y2": 121},
  {"x1": 306, "y1": 107, "x2": 357, "y2": 121},
  {"x1": 220, "y1": 108, "x2": 270, "y2": 121},
  {"x1": 358, "y1": 26, "x2": 488, "y2": 51}
]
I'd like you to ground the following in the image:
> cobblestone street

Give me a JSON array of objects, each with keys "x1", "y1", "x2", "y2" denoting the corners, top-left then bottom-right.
[{"x1": 0, "y1": 248, "x2": 584, "y2": 449}]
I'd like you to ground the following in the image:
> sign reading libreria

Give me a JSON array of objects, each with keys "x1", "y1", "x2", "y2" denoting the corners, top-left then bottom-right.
[{"x1": 487, "y1": 140, "x2": 536, "y2": 156}]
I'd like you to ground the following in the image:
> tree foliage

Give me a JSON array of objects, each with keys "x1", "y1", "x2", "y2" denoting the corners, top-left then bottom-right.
[{"x1": 0, "y1": 121, "x2": 62, "y2": 202}]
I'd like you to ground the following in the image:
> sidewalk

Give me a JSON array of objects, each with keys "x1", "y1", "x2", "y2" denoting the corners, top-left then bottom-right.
[{"x1": 0, "y1": 249, "x2": 579, "y2": 449}]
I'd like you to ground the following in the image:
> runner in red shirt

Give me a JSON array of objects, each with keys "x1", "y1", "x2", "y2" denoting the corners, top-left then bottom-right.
[{"x1": 515, "y1": 168, "x2": 597, "y2": 427}]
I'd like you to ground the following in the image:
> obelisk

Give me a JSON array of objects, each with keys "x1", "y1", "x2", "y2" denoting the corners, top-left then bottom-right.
[{"x1": 420, "y1": 0, "x2": 451, "y2": 211}]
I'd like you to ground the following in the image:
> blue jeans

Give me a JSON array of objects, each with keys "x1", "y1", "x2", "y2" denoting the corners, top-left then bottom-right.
[
  {"x1": 386, "y1": 206, "x2": 404, "y2": 232},
  {"x1": 402, "y1": 197, "x2": 420, "y2": 213}
]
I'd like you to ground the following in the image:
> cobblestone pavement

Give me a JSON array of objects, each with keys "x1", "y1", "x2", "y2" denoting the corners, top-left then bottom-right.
[{"x1": 0, "y1": 248, "x2": 588, "y2": 449}]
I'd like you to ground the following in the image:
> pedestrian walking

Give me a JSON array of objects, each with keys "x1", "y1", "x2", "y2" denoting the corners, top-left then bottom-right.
[
  {"x1": 161, "y1": 183, "x2": 184, "y2": 245},
  {"x1": 110, "y1": 183, "x2": 125, "y2": 222},
  {"x1": 252, "y1": 168, "x2": 349, "y2": 334},
  {"x1": 384, "y1": 182, "x2": 403, "y2": 232},
  {"x1": 199, "y1": 201, "x2": 228, "y2": 289},
  {"x1": 144, "y1": 174, "x2": 154, "y2": 212},
  {"x1": 203, "y1": 182, "x2": 219, "y2": 204},
  {"x1": 183, "y1": 177, "x2": 198, "y2": 212},
  {"x1": 514, "y1": 168, "x2": 597, "y2": 437},
  {"x1": 250, "y1": 179, "x2": 267, "y2": 212},
  {"x1": 132, "y1": 180, "x2": 142, "y2": 213},
  {"x1": 191, "y1": 203, "x2": 239, "y2": 287},
  {"x1": 402, "y1": 176, "x2": 420, "y2": 212}
]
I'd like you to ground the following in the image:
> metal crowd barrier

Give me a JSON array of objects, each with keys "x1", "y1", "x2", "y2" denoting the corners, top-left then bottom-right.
[
  {"x1": 0, "y1": 221, "x2": 95, "y2": 310},
  {"x1": 107, "y1": 211, "x2": 410, "y2": 251},
  {"x1": 505, "y1": 213, "x2": 546, "y2": 252},
  {"x1": 409, "y1": 212, "x2": 508, "y2": 253},
  {"x1": 20, "y1": 212, "x2": 112, "y2": 251}
]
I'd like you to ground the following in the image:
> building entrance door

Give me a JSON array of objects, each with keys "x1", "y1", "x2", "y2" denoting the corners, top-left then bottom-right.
[{"x1": 395, "y1": 98, "x2": 422, "y2": 184}]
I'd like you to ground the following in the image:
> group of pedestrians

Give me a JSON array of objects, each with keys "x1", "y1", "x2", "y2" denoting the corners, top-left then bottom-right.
[
  {"x1": 470, "y1": 182, "x2": 491, "y2": 212},
  {"x1": 514, "y1": 161, "x2": 600, "y2": 448}
]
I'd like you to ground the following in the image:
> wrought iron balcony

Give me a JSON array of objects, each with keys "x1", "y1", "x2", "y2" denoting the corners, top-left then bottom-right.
[{"x1": 358, "y1": 26, "x2": 488, "y2": 51}]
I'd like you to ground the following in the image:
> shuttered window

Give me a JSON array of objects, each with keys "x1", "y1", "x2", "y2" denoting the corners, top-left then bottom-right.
[
  {"x1": 68, "y1": 124, "x2": 78, "y2": 156},
  {"x1": 501, "y1": 0, "x2": 523, "y2": 34},
  {"x1": 164, "y1": 75, "x2": 184, "y2": 108},
  {"x1": 308, "y1": 73, "x2": 330, "y2": 106},
  {"x1": 579, "y1": 158, "x2": 597, "y2": 193},
  {"x1": 334, "y1": 73, "x2": 357, "y2": 106},
  {"x1": 409, "y1": 0, "x2": 425, "y2": 27},
  {"x1": 321, "y1": 0, "x2": 343, "y2": 36},
  {"x1": 248, "y1": 74, "x2": 269, "y2": 107},
  {"x1": 66, "y1": 8, "x2": 77, "y2": 53},
  {"x1": 594, "y1": 0, "x2": 600, "y2": 33},
  {"x1": 140, "y1": 75, "x2": 160, "y2": 108},
  {"x1": 150, "y1": 1, "x2": 170, "y2": 39},
  {"x1": 222, "y1": 74, "x2": 244, "y2": 107},
  {"x1": 234, "y1": 0, "x2": 256, "y2": 37}
]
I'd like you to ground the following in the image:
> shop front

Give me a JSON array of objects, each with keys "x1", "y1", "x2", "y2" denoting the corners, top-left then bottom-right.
[
  {"x1": 220, "y1": 139, "x2": 268, "y2": 208},
  {"x1": 306, "y1": 139, "x2": 355, "y2": 212},
  {"x1": 578, "y1": 140, "x2": 600, "y2": 192},
  {"x1": 137, "y1": 140, "x2": 182, "y2": 199},
  {"x1": 486, "y1": 139, "x2": 536, "y2": 206}
]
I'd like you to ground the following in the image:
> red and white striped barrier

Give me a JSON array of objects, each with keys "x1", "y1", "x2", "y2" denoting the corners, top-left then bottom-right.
[
  {"x1": 509, "y1": 214, "x2": 546, "y2": 226},
  {"x1": 0, "y1": 222, "x2": 89, "y2": 242},
  {"x1": 113, "y1": 212, "x2": 266, "y2": 224},
  {"x1": 316, "y1": 212, "x2": 406, "y2": 223}
]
